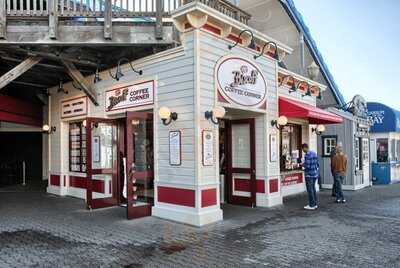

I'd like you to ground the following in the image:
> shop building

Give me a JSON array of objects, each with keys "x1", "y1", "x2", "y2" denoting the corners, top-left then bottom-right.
[
  {"x1": 39, "y1": 2, "x2": 342, "y2": 226},
  {"x1": 318, "y1": 95, "x2": 371, "y2": 190},
  {"x1": 367, "y1": 102, "x2": 400, "y2": 184}
]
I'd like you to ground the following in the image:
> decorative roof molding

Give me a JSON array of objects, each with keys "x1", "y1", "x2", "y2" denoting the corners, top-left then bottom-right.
[
  {"x1": 171, "y1": 1, "x2": 294, "y2": 57},
  {"x1": 279, "y1": 67, "x2": 327, "y2": 91}
]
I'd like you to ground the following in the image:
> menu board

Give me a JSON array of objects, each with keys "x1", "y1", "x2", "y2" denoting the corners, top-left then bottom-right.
[
  {"x1": 202, "y1": 130, "x2": 214, "y2": 166},
  {"x1": 69, "y1": 122, "x2": 87, "y2": 172},
  {"x1": 169, "y1": 131, "x2": 181, "y2": 166}
]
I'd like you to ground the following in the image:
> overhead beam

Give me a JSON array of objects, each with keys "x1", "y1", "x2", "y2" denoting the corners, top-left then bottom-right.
[
  {"x1": 0, "y1": 56, "x2": 42, "y2": 90},
  {"x1": 10, "y1": 81, "x2": 49, "y2": 88},
  {"x1": 61, "y1": 59, "x2": 98, "y2": 106},
  {"x1": 0, "y1": 24, "x2": 174, "y2": 45}
]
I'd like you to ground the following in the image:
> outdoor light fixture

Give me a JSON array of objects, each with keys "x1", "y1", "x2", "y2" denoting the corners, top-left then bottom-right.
[
  {"x1": 93, "y1": 67, "x2": 102, "y2": 84},
  {"x1": 82, "y1": 120, "x2": 87, "y2": 128},
  {"x1": 158, "y1": 106, "x2": 178, "y2": 126},
  {"x1": 312, "y1": 124, "x2": 326, "y2": 135},
  {"x1": 254, "y1": 41, "x2": 279, "y2": 61},
  {"x1": 109, "y1": 58, "x2": 143, "y2": 81},
  {"x1": 271, "y1": 116, "x2": 288, "y2": 129},
  {"x1": 307, "y1": 61, "x2": 320, "y2": 80},
  {"x1": 205, "y1": 106, "x2": 226, "y2": 125},
  {"x1": 42, "y1": 124, "x2": 56, "y2": 134},
  {"x1": 57, "y1": 80, "x2": 68, "y2": 94},
  {"x1": 228, "y1": 29, "x2": 255, "y2": 50}
]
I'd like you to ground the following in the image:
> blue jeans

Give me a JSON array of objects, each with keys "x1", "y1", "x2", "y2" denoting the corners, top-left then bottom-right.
[
  {"x1": 305, "y1": 177, "x2": 318, "y2": 207},
  {"x1": 334, "y1": 173, "x2": 345, "y2": 201}
]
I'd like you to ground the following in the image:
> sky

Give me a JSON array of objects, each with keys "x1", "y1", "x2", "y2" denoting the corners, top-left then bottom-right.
[{"x1": 293, "y1": 0, "x2": 400, "y2": 109}]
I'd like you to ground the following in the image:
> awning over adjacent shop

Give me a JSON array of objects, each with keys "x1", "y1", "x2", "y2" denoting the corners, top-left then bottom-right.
[
  {"x1": 0, "y1": 95, "x2": 42, "y2": 127},
  {"x1": 279, "y1": 97, "x2": 343, "y2": 124}
]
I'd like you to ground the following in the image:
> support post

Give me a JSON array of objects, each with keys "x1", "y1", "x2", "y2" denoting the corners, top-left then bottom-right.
[
  {"x1": 0, "y1": 56, "x2": 42, "y2": 90},
  {"x1": 49, "y1": 0, "x2": 58, "y2": 39},
  {"x1": 155, "y1": 0, "x2": 163, "y2": 40},
  {"x1": 104, "y1": 0, "x2": 112, "y2": 39},
  {"x1": 0, "y1": 0, "x2": 6, "y2": 39},
  {"x1": 61, "y1": 59, "x2": 99, "y2": 106}
]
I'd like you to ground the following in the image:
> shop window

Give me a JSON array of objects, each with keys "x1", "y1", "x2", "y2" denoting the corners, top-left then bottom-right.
[
  {"x1": 69, "y1": 122, "x2": 86, "y2": 172},
  {"x1": 280, "y1": 124, "x2": 302, "y2": 171},
  {"x1": 321, "y1": 135, "x2": 337, "y2": 157},
  {"x1": 397, "y1": 140, "x2": 400, "y2": 162},
  {"x1": 390, "y1": 139, "x2": 396, "y2": 161},
  {"x1": 376, "y1": 138, "x2": 388, "y2": 163}
]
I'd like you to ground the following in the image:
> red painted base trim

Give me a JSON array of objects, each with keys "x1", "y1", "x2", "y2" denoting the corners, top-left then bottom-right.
[
  {"x1": 50, "y1": 175, "x2": 60, "y2": 186},
  {"x1": 157, "y1": 186, "x2": 195, "y2": 207},
  {"x1": 69, "y1": 176, "x2": 86, "y2": 189},
  {"x1": 201, "y1": 188, "x2": 217, "y2": 207},
  {"x1": 234, "y1": 178, "x2": 265, "y2": 193},
  {"x1": 269, "y1": 179, "x2": 279, "y2": 193}
]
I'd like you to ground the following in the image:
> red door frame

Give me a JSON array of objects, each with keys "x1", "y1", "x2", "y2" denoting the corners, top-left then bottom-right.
[
  {"x1": 125, "y1": 111, "x2": 154, "y2": 219},
  {"x1": 226, "y1": 118, "x2": 256, "y2": 207},
  {"x1": 86, "y1": 117, "x2": 119, "y2": 209}
]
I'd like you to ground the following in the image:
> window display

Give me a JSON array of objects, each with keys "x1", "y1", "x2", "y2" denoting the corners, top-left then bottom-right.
[
  {"x1": 280, "y1": 124, "x2": 302, "y2": 171},
  {"x1": 376, "y1": 138, "x2": 388, "y2": 163},
  {"x1": 69, "y1": 122, "x2": 86, "y2": 172}
]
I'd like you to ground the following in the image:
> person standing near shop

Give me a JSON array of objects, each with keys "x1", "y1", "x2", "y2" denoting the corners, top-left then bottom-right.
[
  {"x1": 301, "y1": 143, "x2": 319, "y2": 210},
  {"x1": 331, "y1": 145, "x2": 347, "y2": 203}
]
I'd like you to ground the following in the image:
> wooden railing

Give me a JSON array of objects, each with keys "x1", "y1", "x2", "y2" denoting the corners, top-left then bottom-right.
[
  {"x1": 5, "y1": 0, "x2": 182, "y2": 17},
  {"x1": 4, "y1": 0, "x2": 249, "y2": 23}
]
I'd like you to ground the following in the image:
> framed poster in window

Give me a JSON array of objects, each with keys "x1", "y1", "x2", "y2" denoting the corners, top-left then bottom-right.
[
  {"x1": 169, "y1": 131, "x2": 181, "y2": 166},
  {"x1": 270, "y1": 134, "x2": 278, "y2": 162},
  {"x1": 202, "y1": 130, "x2": 214, "y2": 166},
  {"x1": 92, "y1": 136, "x2": 101, "y2": 163}
]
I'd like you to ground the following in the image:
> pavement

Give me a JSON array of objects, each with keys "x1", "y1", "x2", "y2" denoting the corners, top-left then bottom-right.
[{"x1": 1, "y1": 182, "x2": 400, "y2": 268}]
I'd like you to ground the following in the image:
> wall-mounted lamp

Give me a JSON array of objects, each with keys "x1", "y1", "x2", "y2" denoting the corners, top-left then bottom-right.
[
  {"x1": 82, "y1": 120, "x2": 87, "y2": 128},
  {"x1": 42, "y1": 124, "x2": 56, "y2": 134},
  {"x1": 57, "y1": 80, "x2": 68, "y2": 94},
  {"x1": 109, "y1": 58, "x2": 143, "y2": 81},
  {"x1": 228, "y1": 29, "x2": 255, "y2": 50},
  {"x1": 159, "y1": 106, "x2": 178, "y2": 126},
  {"x1": 271, "y1": 115, "x2": 288, "y2": 129},
  {"x1": 205, "y1": 106, "x2": 226, "y2": 125},
  {"x1": 254, "y1": 41, "x2": 279, "y2": 61},
  {"x1": 312, "y1": 124, "x2": 326, "y2": 135}
]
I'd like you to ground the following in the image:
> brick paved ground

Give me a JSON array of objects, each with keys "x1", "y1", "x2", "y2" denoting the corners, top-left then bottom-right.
[{"x1": 1, "y1": 183, "x2": 400, "y2": 268}]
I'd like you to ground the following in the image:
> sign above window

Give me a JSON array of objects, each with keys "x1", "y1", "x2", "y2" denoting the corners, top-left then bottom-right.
[
  {"x1": 61, "y1": 96, "x2": 88, "y2": 119},
  {"x1": 105, "y1": 80, "x2": 154, "y2": 112},
  {"x1": 215, "y1": 56, "x2": 267, "y2": 108}
]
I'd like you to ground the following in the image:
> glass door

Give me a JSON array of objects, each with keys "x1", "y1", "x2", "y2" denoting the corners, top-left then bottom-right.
[
  {"x1": 86, "y1": 118, "x2": 119, "y2": 209},
  {"x1": 226, "y1": 119, "x2": 256, "y2": 207},
  {"x1": 125, "y1": 112, "x2": 154, "y2": 219}
]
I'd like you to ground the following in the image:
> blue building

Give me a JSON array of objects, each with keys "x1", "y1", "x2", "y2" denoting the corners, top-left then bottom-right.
[{"x1": 367, "y1": 102, "x2": 400, "y2": 184}]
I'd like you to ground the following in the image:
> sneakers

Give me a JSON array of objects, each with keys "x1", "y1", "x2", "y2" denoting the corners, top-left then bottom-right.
[
  {"x1": 304, "y1": 205, "x2": 318, "y2": 210},
  {"x1": 341, "y1": 199, "x2": 346, "y2": 203},
  {"x1": 335, "y1": 199, "x2": 347, "y2": 204}
]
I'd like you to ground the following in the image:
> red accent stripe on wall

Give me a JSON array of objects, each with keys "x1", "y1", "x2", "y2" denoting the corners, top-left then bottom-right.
[
  {"x1": 201, "y1": 188, "x2": 217, "y2": 207},
  {"x1": 256, "y1": 180, "x2": 265, "y2": 193},
  {"x1": 158, "y1": 186, "x2": 195, "y2": 207},
  {"x1": 69, "y1": 176, "x2": 86, "y2": 189},
  {"x1": 269, "y1": 179, "x2": 279, "y2": 193},
  {"x1": 50, "y1": 175, "x2": 60, "y2": 186},
  {"x1": 0, "y1": 96, "x2": 42, "y2": 127}
]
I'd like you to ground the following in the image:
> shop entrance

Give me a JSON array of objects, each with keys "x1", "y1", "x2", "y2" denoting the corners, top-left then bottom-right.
[
  {"x1": 85, "y1": 112, "x2": 154, "y2": 219},
  {"x1": 220, "y1": 118, "x2": 256, "y2": 207}
]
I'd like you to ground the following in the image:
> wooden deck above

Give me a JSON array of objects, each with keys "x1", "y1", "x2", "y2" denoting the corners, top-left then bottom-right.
[{"x1": 0, "y1": 0, "x2": 251, "y2": 44}]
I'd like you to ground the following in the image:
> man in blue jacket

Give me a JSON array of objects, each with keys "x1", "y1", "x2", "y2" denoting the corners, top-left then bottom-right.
[{"x1": 302, "y1": 143, "x2": 319, "y2": 210}]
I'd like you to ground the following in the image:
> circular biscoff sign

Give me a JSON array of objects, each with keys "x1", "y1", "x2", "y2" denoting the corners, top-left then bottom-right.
[{"x1": 216, "y1": 56, "x2": 267, "y2": 107}]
